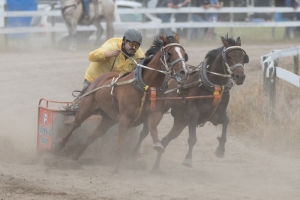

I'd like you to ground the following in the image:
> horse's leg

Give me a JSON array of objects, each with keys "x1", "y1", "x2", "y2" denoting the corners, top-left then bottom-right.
[
  {"x1": 152, "y1": 117, "x2": 187, "y2": 173},
  {"x1": 112, "y1": 116, "x2": 132, "y2": 176},
  {"x1": 183, "y1": 108, "x2": 198, "y2": 168},
  {"x1": 72, "y1": 116, "x2": 116, "y2": 160},
  {"x1": 131, "y1": 122, "x2": 149, "y2": 158},
  {"x1": 215, "y1": 114, "x2": 229, "y2": 158},
  {"x1": 148, "y1": 112, "x2": 164, "y2": 152},
  {"x1": 55, "y1": 103, "x2": 94, "y2": 151},
  {"x1": 67, "y1": 19, "x2": 78, "y2": 51},
  {"x1": 106, "y1": 20, "x2": 114, "y2": 40},
  {"x1": 92, "y1": 18, "x2": 104, "y2": 47}
]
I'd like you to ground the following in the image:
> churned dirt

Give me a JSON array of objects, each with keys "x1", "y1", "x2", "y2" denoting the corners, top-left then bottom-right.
[{"x1": 0, "y1": 35, "x2": 300, "y2": 200}]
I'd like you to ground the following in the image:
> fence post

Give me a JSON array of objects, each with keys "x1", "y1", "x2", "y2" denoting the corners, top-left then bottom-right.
[
  {"x1": 142, "y1": 0, "x2": 146, "y2": 39},
  {"x1": 271, "y1": 0, "x2": 275, "y2": 39},
  {"x1": 229, "y1": 0, "x2": 234, "y2": 37},
  {"x1": 51, "y1": 3, "x2": 56, "y2": 47},
  {"x1": 269, "y1": 59, "x2": 277, "y2": 118},
  {"x1": 186, "y1": 1, "x2": 191, "y2": 42},
  {"x1": 262, "y1": 56, "x2": 269, "y2": 93},
  {"x1": 4, "y1": 3, "x2": 8, "y2": 49},
  {"x1": 294, "y1": 55, "x2": 299, "y2": 75}
]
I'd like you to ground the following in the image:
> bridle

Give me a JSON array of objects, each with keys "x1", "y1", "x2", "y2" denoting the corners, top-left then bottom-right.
[
  {"x1": 222, "y1": 46, "x2": 246, "y2": 75},
  {"x1": 123, "y1": 43, "x2": 188, "y2": 80},
  {"x1": 160, "y1": 43, "x2": 187, "y2": 72}
]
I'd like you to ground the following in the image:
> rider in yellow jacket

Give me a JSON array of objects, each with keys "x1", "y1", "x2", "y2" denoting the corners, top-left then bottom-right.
[{"x1": 81, "y1": 29, "x2": 144, "y2": 94}]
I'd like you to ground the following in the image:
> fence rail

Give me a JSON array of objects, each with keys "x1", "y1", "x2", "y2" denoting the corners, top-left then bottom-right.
[
  {"x1": 261, "y1": 47, "x2": 300, "y2": 117},
  {"x1": 0, "y1": 7, "x2": 300, "y2": 34}
]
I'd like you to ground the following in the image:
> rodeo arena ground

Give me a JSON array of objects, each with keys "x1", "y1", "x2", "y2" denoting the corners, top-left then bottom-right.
[{"x1": 1, "y1": 3, "x2": 300, "y2": 200}]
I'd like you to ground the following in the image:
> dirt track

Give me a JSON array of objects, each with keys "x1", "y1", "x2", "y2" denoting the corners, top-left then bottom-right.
[{"x1": 0, "y1": 37, "x2": 300, "y2": 200}]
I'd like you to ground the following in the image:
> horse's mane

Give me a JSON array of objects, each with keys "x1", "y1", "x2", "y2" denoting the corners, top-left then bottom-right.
[
  {"x1": 205, "y1": 35, "x2": 237, "y2": 60},
  {"x1": 143, "y1": 35, "x2": 176, "y2": 65}
]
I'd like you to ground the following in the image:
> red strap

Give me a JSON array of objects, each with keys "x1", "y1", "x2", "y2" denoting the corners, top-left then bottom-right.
[
  {"x1": 150, "y1": 87, "x2": 156, "y2": 111},
  {"x1": 212, "y1": 85, "x2": 221, "y2": 106}
]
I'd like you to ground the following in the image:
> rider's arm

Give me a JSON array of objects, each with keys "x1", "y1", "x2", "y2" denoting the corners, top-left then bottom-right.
[{"x1": 88, "y1": 38, "x2": 119, "y2": 62}]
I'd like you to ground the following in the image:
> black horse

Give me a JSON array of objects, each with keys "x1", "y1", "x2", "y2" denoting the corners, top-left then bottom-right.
[{"x1": 132, "y1": 35, "x2": 249, "y2": 172}]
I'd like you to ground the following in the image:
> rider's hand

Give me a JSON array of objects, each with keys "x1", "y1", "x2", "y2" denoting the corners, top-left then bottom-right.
[{"x1": 105, "y1": 50, "x2": 121, "y2": 58}]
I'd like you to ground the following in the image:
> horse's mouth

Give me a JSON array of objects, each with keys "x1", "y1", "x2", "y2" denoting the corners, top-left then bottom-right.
[
  {"x1": 232, "y1": 74, "x2": 246, "y2": 85},
  {"x1": 174, "y1": 70, "x2": 187, "y2": 83}
]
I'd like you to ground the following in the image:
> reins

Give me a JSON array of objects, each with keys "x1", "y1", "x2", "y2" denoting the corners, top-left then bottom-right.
[{"x1": 74, "y1": 43, "x2": 188, "y2": 109}]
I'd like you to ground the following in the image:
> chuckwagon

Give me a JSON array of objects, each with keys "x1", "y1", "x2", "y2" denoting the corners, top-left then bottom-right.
[{"x1": 37, "y1": 98, "x2": 140, "y2": 161}]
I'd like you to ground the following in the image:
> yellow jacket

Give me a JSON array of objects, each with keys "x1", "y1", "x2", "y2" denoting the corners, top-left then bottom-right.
[{"x1": 85, "y1": 38, "x2": 144, "y2": 82}]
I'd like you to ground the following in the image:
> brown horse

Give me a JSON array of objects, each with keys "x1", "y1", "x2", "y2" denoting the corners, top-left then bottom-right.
[
  {"x1": 132, "y1": 36, "x2": 248, "y2": 172},
  {"x1": 56, "y1": 33, "x2": 189, "y2": 175}
]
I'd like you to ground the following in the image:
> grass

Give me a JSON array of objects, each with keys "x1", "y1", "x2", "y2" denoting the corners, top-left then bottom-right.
[{"x1": 228, "y1": 79, "x2": 300, "y2": 155}]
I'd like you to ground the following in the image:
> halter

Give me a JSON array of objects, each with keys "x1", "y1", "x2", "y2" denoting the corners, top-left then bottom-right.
[
  {"x1": 222, "y1": 46, "x2": 246, "y2": 75},
  {"x1": 123, "y1": 43, "x2": 187, "y2": 76},
  {"x1": 160, "y1": 43, "x2": 187, "y2": 73}
]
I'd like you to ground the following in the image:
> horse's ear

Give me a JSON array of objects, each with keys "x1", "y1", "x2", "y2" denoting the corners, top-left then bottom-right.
[
  {"x1": 161, "y1": 32, "x2": 167, "y2": 44},
  {"x1": 175, "y1": 33, "x2": 180, "y2": 43},
  {"x1": 221, "y1": 36, "x2": 229, "y2": 48},
  {"x1": 236, "y1": 37, "x2": 241, "y2": 46}
]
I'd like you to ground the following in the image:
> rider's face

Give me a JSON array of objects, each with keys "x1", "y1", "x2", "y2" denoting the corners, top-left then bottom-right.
[{"x1": 124, "y1": 40, "x2": 140, "y2": 56}]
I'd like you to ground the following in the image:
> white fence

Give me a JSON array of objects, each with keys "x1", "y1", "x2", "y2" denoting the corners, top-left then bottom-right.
[
  {"x1": 0, "y1": 7, "x2": 300, "y2": 34},
  {"x1": 261, "y1": 47, "x2": 300, "y2": 116}
]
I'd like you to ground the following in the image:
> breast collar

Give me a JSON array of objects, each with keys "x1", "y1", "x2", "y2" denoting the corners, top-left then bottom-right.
[
  {"x1": 199, "y1": 58, "x2": 233, "y2": 92},
  {"x1": 132, "y1": 60, "x2": 168, "y2": 95}
]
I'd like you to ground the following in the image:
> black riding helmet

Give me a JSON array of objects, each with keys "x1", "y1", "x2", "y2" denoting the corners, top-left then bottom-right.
[{"x1": 123, "y1": 28, "x2": 142, "y2": 45}]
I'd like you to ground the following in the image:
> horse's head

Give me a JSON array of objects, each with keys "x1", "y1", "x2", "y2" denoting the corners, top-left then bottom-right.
[
  {"x1": 221, "y1": 36, "x2": 248, "y2": 85},
  {"x1": 160, "y1": 33, "x2": 189, "y2": 83}
]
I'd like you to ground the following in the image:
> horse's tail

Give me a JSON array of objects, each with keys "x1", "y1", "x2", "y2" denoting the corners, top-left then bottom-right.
[{"x1": 59, "y1": 103, "x2": 78, "y2": 116}]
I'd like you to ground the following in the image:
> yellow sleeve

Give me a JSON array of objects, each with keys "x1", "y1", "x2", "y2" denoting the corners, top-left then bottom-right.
[
  {"x1": 88, "y1": 38, "x2": 118, "y2": 62},
  {"x1": 136, "y1": 48, "x2": 145, "y2": 59}
]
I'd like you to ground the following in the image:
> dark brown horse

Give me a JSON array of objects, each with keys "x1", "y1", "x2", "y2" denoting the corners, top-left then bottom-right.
[
  {"x1": 132, "y1": 36, "x2": 248, "y2": 172},
  {"x1": 56, "y1": 33, "x2": 189, "y2": 175}
]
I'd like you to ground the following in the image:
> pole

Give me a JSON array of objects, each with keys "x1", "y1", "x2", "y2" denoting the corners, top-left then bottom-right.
[
  {"x1": 269, "y1": 59, "x2": 277, "y2": 118},
  {"x1": 142, "y1": 0, "x2": 146, "y2": 39},
  {"x1": 263, "y1": 56, "x2": 269, "y2": 93},
  {"x1": 51, "y1": 3, "x2": 56, "y2": 47},
  {"x1": 186, "y1": 1, "x2": 191, "y2": 42},
  {"x1": 230, "y1": 0, "x2": 234, "y2": 37},
  {"x1": 294, "y1": 55, "x2": 299, "y2": 75}
]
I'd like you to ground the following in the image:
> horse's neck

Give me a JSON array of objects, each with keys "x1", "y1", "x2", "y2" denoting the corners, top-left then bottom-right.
[
  {"x1": 208, "y1": 54, "x2": 228, "y2": 85},
  {"x1": 142, "y1": 52, "x2": 165, "y2": 87}
]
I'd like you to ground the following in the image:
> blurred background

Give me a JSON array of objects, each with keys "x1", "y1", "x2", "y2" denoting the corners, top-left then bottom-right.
[{"x1": 0, "y1": 0, "x2": 300, "y2": 50}]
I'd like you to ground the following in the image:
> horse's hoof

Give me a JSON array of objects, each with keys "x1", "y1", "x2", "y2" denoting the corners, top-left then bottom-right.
[
  {"x1": 151, "y1": 168, "x2": 165, "y2": 175},
  {"x1": 182, "y1": 159, "x2": 193, "y2": 168},
  {"x1": 215, "y1": 147, "x2": 225, "y2": 158},
  {"x1": 153, "y1": 142, "x2": 165, "y2": 153}
]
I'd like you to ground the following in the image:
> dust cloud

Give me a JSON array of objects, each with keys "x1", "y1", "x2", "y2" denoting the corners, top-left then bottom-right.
[{"x1": 0, "y1": 34, "x2": 300, "y2": 200}]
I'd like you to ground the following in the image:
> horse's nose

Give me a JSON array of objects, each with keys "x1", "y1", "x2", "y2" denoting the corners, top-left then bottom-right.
[
  {"x1": 179, "y1": 70, "x2": 187, "y2": 79},
  {"x1": 233, "y1": 74, "x2": 246, "y2": 85},
  {"x1": 179, "y1": 70, "x2": 186, "y2": 76}
]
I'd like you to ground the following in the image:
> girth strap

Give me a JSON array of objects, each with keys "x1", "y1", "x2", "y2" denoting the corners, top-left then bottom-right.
[
  {"x1": 130, "y1": 85, "x2": 149, "y2": 128},
  {"x1": 199, "y1": 85, "x2": 225, "y2": 127}
]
